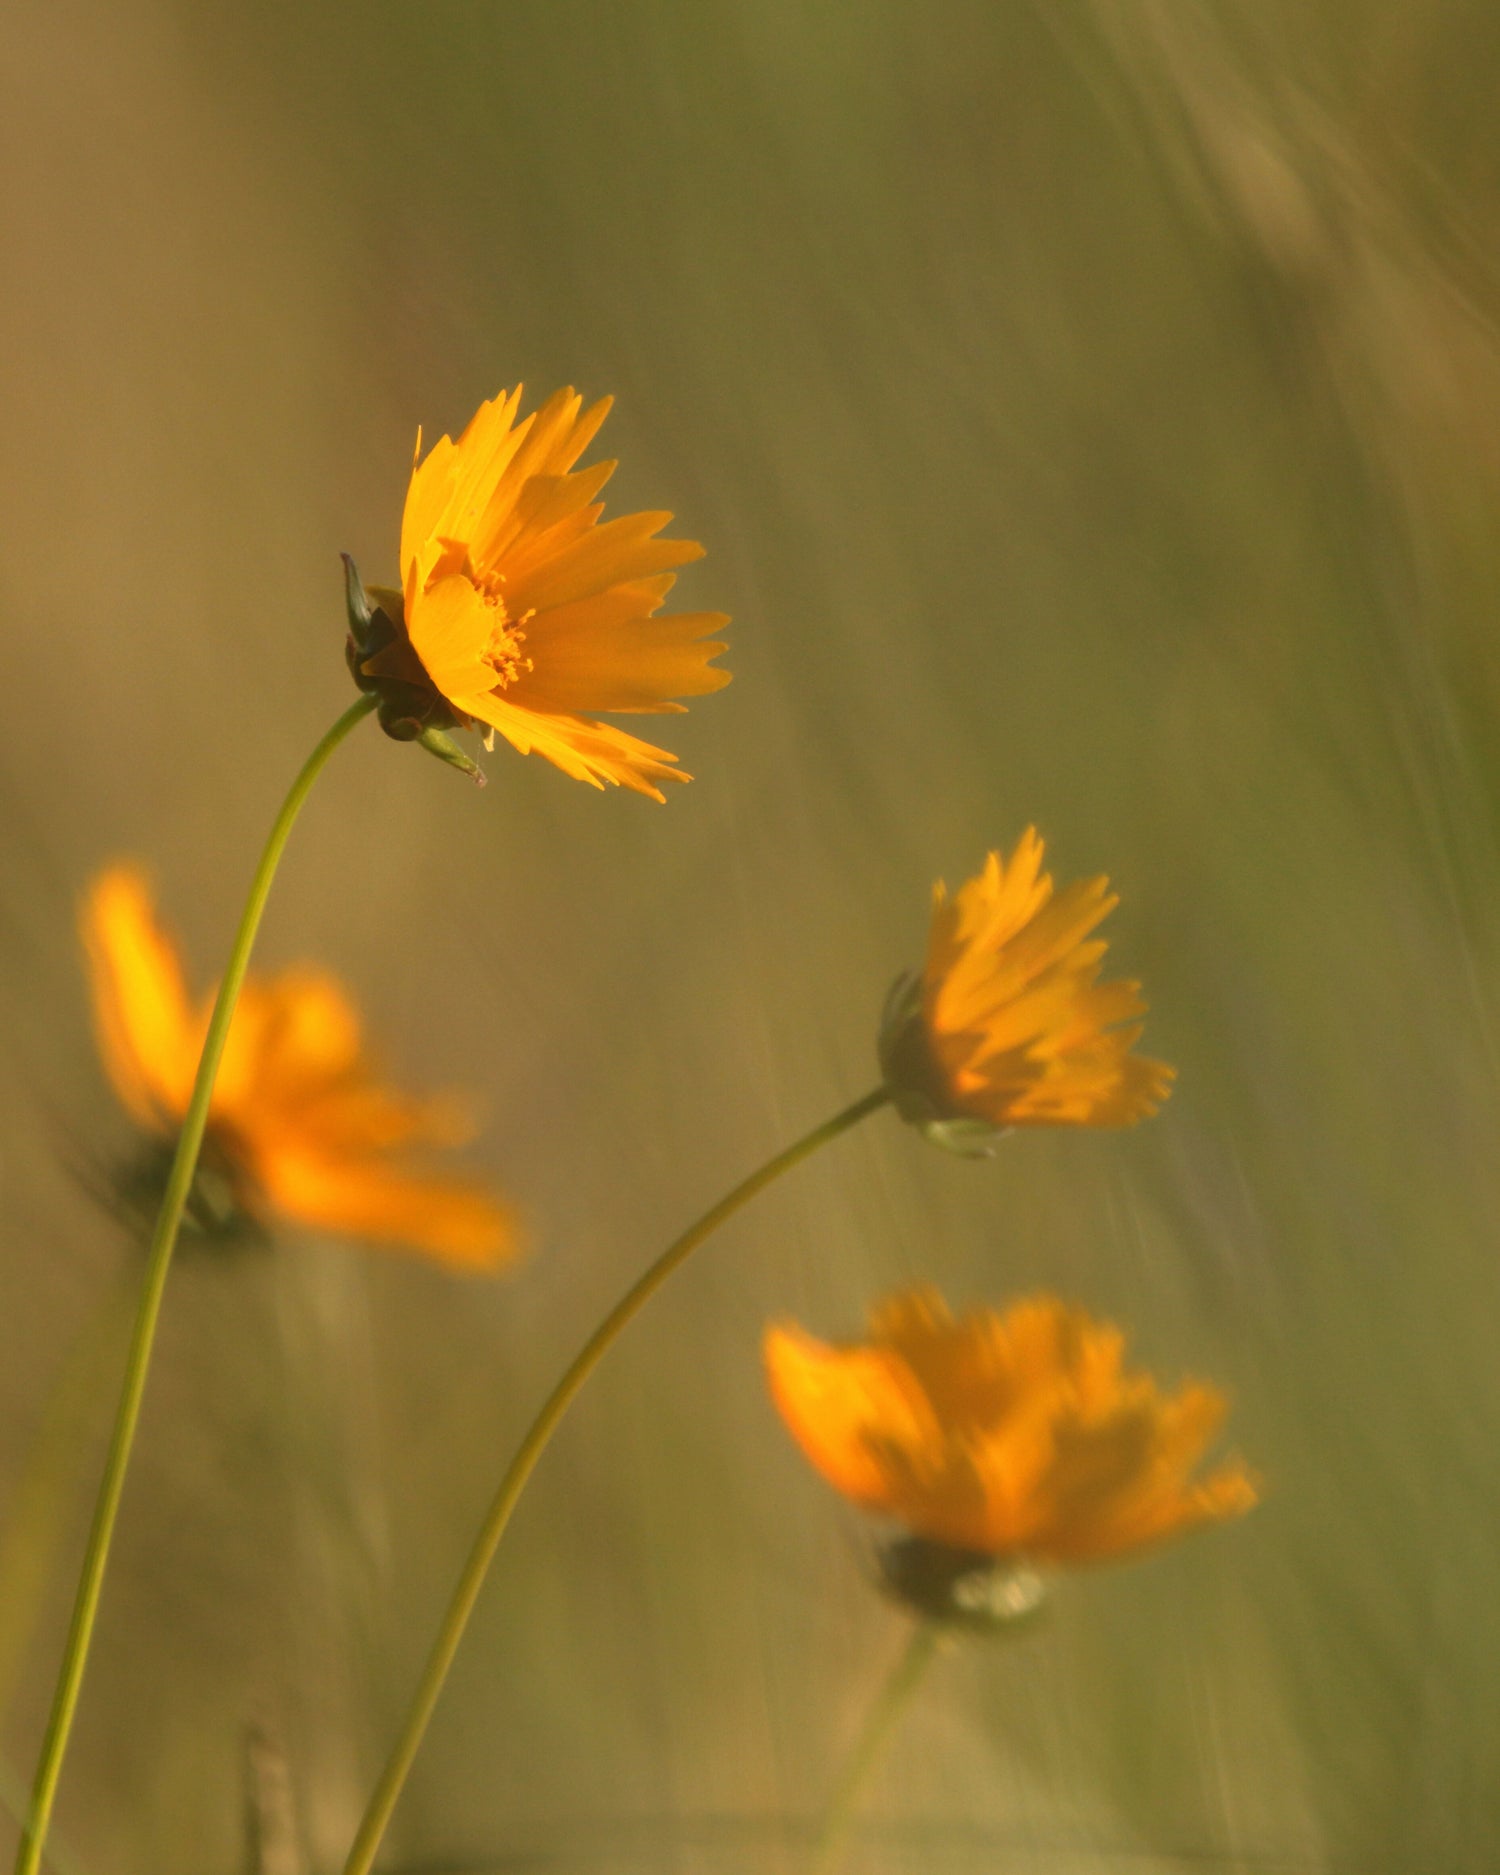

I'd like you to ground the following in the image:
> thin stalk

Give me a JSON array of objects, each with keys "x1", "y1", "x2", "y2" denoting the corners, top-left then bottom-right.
[
  {"x1": 0, "y1": 1270, "x2": 138, "y2": 1724},
  {"x1": 0, "y1": 1751, "x2": 89, "y2": 1875},
  {"x1": 811, "y1": 1620, "x2": 944, "y2": 1875},
  {"x1": 13, "y1": 693, "x2": 377, "y2": 1875},
  {"x1": 342, "y1": 1083, "x2": 892, "y2": 1875}
]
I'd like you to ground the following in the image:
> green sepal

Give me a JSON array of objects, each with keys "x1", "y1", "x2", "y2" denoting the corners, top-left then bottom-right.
[
  {"x1": 342, "y1": 552, "x2": 375, "y2": 648},
  {"x1": 876, "y1": 971, "x2": 1009, "y2": 1158},
  {"x1": 916, "y1": 1115, "x2": 1008, "y2": 1159},
  {"x1": 878, "y1": 1537, "x2": 1048, "y2": 1635},
  {"x1": 341, "y1": 553, "x2": 472, "y2": 743},
  {"x1": 418, "y1": 726, "x2": 487, "y2": 786}
]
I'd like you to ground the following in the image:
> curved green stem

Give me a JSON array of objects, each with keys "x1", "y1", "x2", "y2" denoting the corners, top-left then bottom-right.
[
  {"x1": 811, "y1": 1620, "x2": 944, "y2": 1875},
  {"x1": 13, "y1": 693, "x2": 376, "y2": 1875},
  {"x1": 0, "y1": 1270, "x2": 138, "y2": 1727},
  {"x1": 342, "y1": 1083, "x2": 892, "y2": 1875}
]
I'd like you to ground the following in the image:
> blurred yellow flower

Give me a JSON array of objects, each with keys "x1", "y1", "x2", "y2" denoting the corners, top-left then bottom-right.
[
  {"x1": 81, "y1": 865, "x2": 519, "y2": 1271},
  {"x1": 765, "y1": 1288, "x2": 1256, "y2": 1569},
  {"x1": 878, "y1": 829, "x2": 1174, "y2": 1152},
  {"x1": 349, "y1": 385, "x2": 730, "y2": 800}
]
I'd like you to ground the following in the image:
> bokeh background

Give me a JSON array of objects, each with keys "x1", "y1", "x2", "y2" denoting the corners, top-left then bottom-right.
[{"x1": 4, "y1": 0, "x2": 1500, "y2": 1868}]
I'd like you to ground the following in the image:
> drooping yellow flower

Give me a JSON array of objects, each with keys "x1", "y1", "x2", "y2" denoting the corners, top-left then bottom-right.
[
  {"x1": 765, "y1": 1288, "x2": 1256, "y2": 1570},
  {"x1": 878, "y1": 829, "x2": 1174, "y2": 1151},
  {"x1": 347, "y1": 385, "x2": 730, "y2": 800},
  {"x1": 81, "y1": 865, "x2": 519, "y2": 1271}
]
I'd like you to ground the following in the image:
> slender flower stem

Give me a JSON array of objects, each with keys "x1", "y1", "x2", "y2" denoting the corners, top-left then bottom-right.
[
  {"x1": 342, "y1": 1084, "x2": 892, "y2": 1875},
  {"x1": 13, "y1": 693, "x2": 376, "y2": 1875},
  {"x1": 0, "y1": 1751, "x2": 90, "y2": 1875},
  {"x1": 811, "y1": 1620, "x2": 944, "y2": 1875},
  {"x1": 0, "y1": 1271, "x2": 138, "y2": 1728}
]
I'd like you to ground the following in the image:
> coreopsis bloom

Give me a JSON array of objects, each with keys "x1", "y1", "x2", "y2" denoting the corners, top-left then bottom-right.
[
  {"x1": 346, "y1": 385, "x2": 730, "y2": 799},
  {"x1": 81, "y1": 865, "x2": 519, "y2": 1271},
  {"x1": 766, "y1": 1288, "x2": 1256, "y2": 1622},
  {"x1": 878, "y1": 829, "x2": 1174, "y2": 1154}
]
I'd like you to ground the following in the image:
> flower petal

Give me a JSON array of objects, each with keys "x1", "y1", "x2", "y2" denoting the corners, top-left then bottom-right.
[
  {"x1": 451, "y1": 688, "x2": 692, "y2": 800},
  {"x1": 79, "y1": 866, "x2": 199, "y2": 1127},
  {"x1": 253, "y1": 1143, "x2": 522, "y2": 1273},
  {"x1": 401, "y1": 387, "x2": 530, "y2": 572},
  {"x1": 388, "y1": 385, "x2": 728, "y2": 794},
  {"x1": 507, "y1": 592, "x2": 731, "y2": 716},
  {"x1": 506, "y1": 510, "x2": 705, "y2": 616},
  {"x1": 82, "y1": 866, "x2": 518, "y2": 1273},
  {"x1": 768, "y1": 1289, "x2": 1256, "y2": 1570},
  {"x1": 764, "y1": 1322, "x2": 942, "y2": 1516},
  {"x1": 405, "y1": 575, "x2": 500, "y2": 700},
  {"x1": 898, "y1": 834, "x2": 1172, "y2": 1131}
]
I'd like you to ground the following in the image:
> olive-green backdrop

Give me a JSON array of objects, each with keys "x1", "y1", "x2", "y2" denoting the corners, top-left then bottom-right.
[{"x1": 2, "y1": 1, "x2": 1498, "y2": 1869}]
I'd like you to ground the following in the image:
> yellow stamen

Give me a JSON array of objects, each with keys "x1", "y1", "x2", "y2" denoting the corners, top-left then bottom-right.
[{"x1": 468, "y1": 564, "x2": 534, "y2": 690}]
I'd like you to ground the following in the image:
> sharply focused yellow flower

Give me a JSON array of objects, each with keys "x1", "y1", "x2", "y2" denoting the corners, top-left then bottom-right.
[
  {"x1": 766, "y1": 1287, "x2": 1256, "y2": 1585},
  {"x1": 878, "y1": 829, "x2": 1174, "y2": 1152},
  {"x1": 81, "y1": 865, "x2": 519, "y2": 1271},
  {"x1": 346, "y1": 385, "x2": 730, "y2": 799}
]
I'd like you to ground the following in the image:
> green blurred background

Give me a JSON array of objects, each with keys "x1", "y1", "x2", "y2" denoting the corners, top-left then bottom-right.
[{"x1": 4, "y1": 0, "x2": 1500, "y2": 1868}]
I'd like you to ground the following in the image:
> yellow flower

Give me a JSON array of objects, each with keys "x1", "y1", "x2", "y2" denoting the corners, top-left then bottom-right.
[
  {"x1": 81, "y1": 865, "x2": 520, "y2": 1271},
  {"x1": 878, "y1": 829, "x2": 1174, "y2": 1152},
  {"x1": 348, "y1": 385, "x2": 730, "y2": 800},
  {"x1": 765, "y1": 1288, "x2": 1256, "y2": 1574}
]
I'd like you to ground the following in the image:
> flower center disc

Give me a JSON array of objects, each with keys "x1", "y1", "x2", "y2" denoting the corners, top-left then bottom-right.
[{"x1": 471, "y1": 565, "x2": 533, "y2": 688}]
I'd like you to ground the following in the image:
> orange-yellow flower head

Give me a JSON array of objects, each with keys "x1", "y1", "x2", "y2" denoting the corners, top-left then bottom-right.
[
  {"x1": 766, "y1": 1288, "x2": 1256, "y2": 1611},
  {"x1": 81, "y1": 865, "x2": 520, "y2": 1272},
  {"x1": 346, "y1": 385, "x2": 730, "y2": 800},
  {"x1": 878, "y1": 830, "x2": 1175, "y2": 1154}
]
